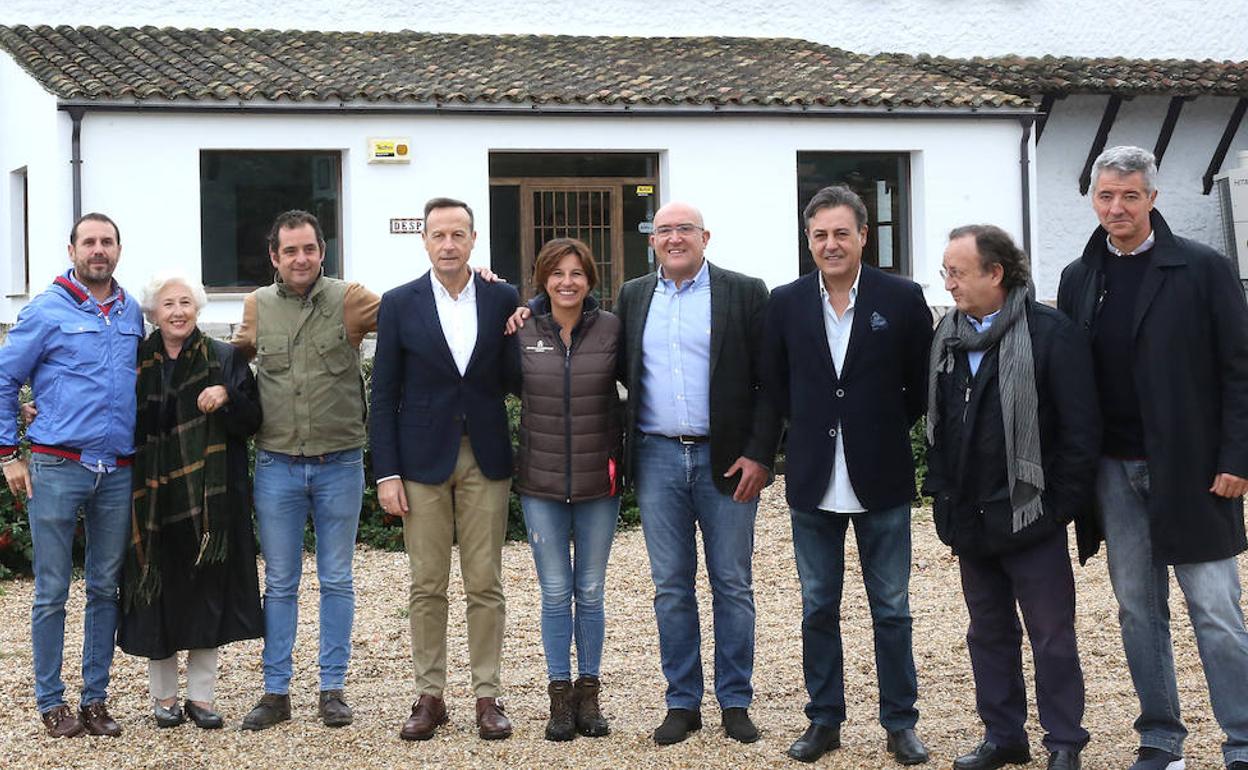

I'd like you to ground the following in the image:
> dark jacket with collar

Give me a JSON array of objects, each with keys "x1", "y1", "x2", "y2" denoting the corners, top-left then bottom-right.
[
  {"x1": 1057, "y1": 209, "x2": 1248, "y2": 565},
  {"x1": 763, "y1": 265, "x2": 933, "y2": 512},
  {"x1": 614, "y1": 260, "x2": 780, "y2": 497},
  {"x1": 923, "y1": 303, "x2": 1101, "y2": 558},
  {"x1": 369, "y1": 271, "x2": 522, "y2": 484},
  {"x1": 515, "y1": 294, "x2": 623, "y2": 503}
]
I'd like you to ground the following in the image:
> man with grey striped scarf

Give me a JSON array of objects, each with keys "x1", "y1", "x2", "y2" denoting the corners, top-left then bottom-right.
[{"x1": 923, "y1": 225, "x2": 1101, "y2": 770}]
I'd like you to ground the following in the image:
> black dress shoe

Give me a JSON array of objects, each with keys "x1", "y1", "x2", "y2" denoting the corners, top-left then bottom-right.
[
  {"x1": 654, "y1": 709, "x2": 701, "y2": 745},
  {"x1": 184, "y1": 700, "x2": 224, "y2": 729},
  {"x1": 953, "y1": 740, "x2": 1032, "y2": 770},
  {"x1": 887, "y1": 727, "x2": 930, "y2": 765},
  {"x1": 1047, "y1": 750, "x2": 1080, "y2": 770},
  {"x1": 722, "y1": 707, "x2": 759, "y2": 743},
  {"x1": 787, "y1": 722, "x2": 841, "y2": 763}
]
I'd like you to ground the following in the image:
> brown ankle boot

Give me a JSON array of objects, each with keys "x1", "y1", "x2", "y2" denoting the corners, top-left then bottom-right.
[
  {"x1": 545, "y1": 680, "x2": 575, "y2": 741},
  {"x1": 573, "y1": 675, "x2": 609, "y2": 737}
]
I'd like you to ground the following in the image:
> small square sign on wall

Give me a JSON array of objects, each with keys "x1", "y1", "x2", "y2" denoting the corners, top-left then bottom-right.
[
  {"x1": 390, "y1": 218, "x2": 423, "y2": 234},
  {"x1": 369, "y1": 137, "x2": 412, "y2": 164}
]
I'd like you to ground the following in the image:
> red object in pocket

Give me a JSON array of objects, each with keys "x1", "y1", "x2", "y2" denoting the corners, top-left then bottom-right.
[{"x1": 608, "y1": 457, "x2": 619, "y2": 496}]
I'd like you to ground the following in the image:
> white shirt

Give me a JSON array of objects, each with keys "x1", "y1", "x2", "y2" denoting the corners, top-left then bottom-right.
[
  {"x1": 817, "y1": 268, "x2": 866, "y2": 514},
  {"x1": 432, "y1": 271, "x2": 477, "y2": 376}
]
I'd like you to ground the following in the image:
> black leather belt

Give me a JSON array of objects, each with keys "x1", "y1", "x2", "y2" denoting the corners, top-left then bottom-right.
[{"x1": 647, "y1": 433, "x2": 709, "y2": 444}]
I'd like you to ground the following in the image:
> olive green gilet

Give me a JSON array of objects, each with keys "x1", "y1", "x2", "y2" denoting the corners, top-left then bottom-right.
[{"x1": 253, "y1": 277, "x2": 367, "y2": 455}]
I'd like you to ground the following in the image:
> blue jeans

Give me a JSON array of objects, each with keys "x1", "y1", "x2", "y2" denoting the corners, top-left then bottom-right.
[
  {"x1": 634, "y1": 433, "x2": 758, "y2": 710},
  {"x1": 521, "y1": 494, "x2": 619, "y2": 681},
  {"x1": 789, "y1": 504, "x2": 919, "y2": 731},
  {"x1": 1096, "y1": 458, "x2": 1248, "y2": 765},
  {"x1": 26, "y1": 455, "x2": 131, "y2": 713},
  {"x1": 254, "y1": 448, "x2": 364, "y2": 694}
]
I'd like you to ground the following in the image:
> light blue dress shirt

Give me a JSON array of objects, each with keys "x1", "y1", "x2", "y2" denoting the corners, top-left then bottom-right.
[
  {"x1": 967, "y1": 308, "x2": 1001, "y2": 376},
  {"x1": 637, "y1": 259, "x2": 712, "y2": 436}
]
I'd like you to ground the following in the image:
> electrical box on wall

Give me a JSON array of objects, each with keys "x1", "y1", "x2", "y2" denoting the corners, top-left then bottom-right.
[
  {"x1": 368, "y1": 137, "x2": 411, "y2": 164},
  {"x1": 1214, "y1": 150, "x2": 1248, "y2": 284}
]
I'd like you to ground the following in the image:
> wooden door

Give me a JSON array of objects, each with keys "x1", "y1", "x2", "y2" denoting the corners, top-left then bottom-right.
[{"x1": 519, "y1": 181, "x2": 624, "y2": 308}]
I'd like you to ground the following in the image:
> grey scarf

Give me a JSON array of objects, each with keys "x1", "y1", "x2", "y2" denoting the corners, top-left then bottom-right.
[{"x1": 926, "y1": 287, "x2": 1044, "y2": 533}]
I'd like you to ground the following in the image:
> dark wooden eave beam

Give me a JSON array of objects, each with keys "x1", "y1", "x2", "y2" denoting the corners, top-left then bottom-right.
[
  {"x1": 1035, "y1": 93, "x2": 1063, "y2": 142},
  {"x1": 1202, "y1": 97, "x2": 1248, "y2": 195},
  {"x1": 1153, "y1": 96, "x2": 1188, "y2": 168},
  {"x1": 1080, "y1": 95, "x2": 1124, "y2": 195}
]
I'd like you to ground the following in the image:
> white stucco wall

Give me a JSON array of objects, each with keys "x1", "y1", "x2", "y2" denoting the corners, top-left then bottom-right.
[
  {"x1": 0, "y1": 53, "x2": 67, "y2": 321},
  {"x1": 33, "y1": 109, "x2": 1023, "y2": 324},
  {"x1": 1, "y1": 0, "x2": 1245, "y2": 59},
  {"x1": 1033, "y1": 95, "x2": 1248, "y2": 298}
]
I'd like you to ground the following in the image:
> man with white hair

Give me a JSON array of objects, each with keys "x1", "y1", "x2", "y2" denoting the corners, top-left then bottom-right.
[
  {"x1": 0, "y1": 212, "x2": 142, "y2": 738},
  {"x1": 1058, "y1": 146, "x2": 1248, "y2": 770}
]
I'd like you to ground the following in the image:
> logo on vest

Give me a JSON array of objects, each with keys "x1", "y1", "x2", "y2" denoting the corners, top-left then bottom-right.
[{"x1": 525, "y1": 340, "x2": 556, "y2": 353}]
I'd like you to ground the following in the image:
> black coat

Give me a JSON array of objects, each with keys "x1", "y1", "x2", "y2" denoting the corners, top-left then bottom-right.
[
  {"x1": 1057, "y1": 209, "x2": 1248, "y2": 565},
  {"x1": 118, "y1": 338, "x2": 264, "y2": 660},
  {"x1": 369, "y1": 273, "x2": 522, "y2": 484},
  {"x1": 763, "y1": 266, "x2": 933, "y2": 512},
  {"x1": 614, "y1": 261, "x2": 781, "y2": 496},
  {"x1": 923, "y1": 303, "x2": 1101, "y2": 558}
]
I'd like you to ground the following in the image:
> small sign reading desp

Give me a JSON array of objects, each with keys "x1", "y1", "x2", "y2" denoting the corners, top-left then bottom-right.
[
  {"x1": 369, "y1": 137, "x2": 412, "y2": 164},
  {"x1": 390, "y1": 218, "x2": 423, "y2": 234}
]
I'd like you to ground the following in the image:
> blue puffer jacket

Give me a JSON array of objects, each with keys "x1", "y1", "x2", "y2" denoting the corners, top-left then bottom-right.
[{"x1": 0, "y1": 271, "x2": 143, "y2": 468}]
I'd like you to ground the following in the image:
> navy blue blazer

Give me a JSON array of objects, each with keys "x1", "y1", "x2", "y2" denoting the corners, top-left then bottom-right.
[
  {"x1": 369, "y1": 271, "x2": 521, "y2": 484},
  {"x1": 763, "y1": 265, "x2": 933, "y2": 512}
]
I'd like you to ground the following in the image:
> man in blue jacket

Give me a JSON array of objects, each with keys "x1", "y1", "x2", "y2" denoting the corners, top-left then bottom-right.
[
  {"x1": 0, "y1": 213, "x2": 142, "y2": 738},
  {"x1": 763, "y1": 185, "x2": 933, "y2": 765}
]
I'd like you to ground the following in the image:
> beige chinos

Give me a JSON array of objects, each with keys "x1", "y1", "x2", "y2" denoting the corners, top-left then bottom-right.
[{"x1": 402, "y1": 437, "x2": 511, "y2": 697}]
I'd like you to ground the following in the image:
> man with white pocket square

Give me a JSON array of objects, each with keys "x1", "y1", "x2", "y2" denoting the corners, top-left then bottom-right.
[{"x1": 763, "y1": 185, "x2": 934, "y2": 765}]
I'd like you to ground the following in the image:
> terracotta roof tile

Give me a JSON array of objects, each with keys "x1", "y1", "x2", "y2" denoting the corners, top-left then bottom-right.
[
  {"x1": 0, "y1": 25, "x2": 1029, "y2": 109},
  {"x1": 898, "y1": 53, "x2": 1248, "y2": 97}
]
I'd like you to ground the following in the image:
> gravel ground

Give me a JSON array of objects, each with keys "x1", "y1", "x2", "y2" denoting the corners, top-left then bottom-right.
[{"x1": 0, "y1": 479, "x2": 1244, "y2": 769}]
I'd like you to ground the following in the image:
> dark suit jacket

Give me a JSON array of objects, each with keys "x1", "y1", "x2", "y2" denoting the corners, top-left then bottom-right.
[
  {"x1": 763, "y1": 265, "x2": 934, "y2": 512},
  {"x1": 614, "y1": 261, "x2": 781, "y2": 497},
  {"x1": 369, "y1": 271, "x2": 521, "y2": 484}
]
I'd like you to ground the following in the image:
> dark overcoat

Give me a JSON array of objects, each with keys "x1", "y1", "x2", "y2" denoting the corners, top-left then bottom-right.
[
  {"x1": 1057, "y1": 209, "x2": 1248, "y2": 565},
  {"x1": 924, "y1": 303, "x2": 1101, "y2": 558},
  {"x1": 118, "y1": 338, "x2": 264, "y2": 659}
]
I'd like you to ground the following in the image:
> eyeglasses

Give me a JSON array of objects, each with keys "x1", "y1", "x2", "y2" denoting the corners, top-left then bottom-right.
[
  {"x1": 653, "y1": 223, "x2": 703, "y2": 237},
  {"x1": 939, "y1": 267, "x2": 973, "y2": 281}
]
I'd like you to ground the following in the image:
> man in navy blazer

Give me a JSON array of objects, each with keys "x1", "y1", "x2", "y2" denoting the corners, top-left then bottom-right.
[
  {"x1": 370, "y1": 197, "x2": 521, "y2": 742},
  {"x1": 763, "y1": 185, "x2": 934, "y2": 765}
]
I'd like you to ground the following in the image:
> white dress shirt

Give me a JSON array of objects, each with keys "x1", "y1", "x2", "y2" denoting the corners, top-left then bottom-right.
[
  {"x1": 817, "y1": 268, "x2": 866, "y2": 513},
  {"x1": 432, "y1": 271, "x2": 477, "y2": 376}
]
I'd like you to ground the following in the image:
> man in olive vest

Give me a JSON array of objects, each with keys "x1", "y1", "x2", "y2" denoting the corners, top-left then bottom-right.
[{"x1": 232, "y1": 210, "x2": 379, "y2": 730}]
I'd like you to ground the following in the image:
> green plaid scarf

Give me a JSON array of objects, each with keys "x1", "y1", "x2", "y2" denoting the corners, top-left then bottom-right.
[{"x1": 125, "y1": 328, "x2": 230, "y2": 608}]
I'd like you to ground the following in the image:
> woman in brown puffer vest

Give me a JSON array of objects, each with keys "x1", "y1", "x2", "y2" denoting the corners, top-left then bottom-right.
[{"x1": 515, "y1": 238, "x2": 622, "y2": 743}]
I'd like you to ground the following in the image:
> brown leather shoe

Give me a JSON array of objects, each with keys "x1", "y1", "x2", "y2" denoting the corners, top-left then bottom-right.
[
  {"x1": 476, "y1": 697, "x2": 513, "y2": 740},
  {"x1": 79, "y1": 701, "x2": 121, "y2": 737},
  {"x1": 399, "y1": 694, "x2": 447, "y2": 741},
  {"x1": 41, "y1": 704, "x2": 84, "y2": 738}
]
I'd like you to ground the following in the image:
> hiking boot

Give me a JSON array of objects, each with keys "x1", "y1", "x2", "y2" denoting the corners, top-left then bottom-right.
[
  {"x1": 573, "y1": 675, "x2": 609, "y2": 737},
  {"x1": 545, "y1": 680, "x2": 575, "y2": 741},
  {"x1": 40, "y1": 704, "x2": 84, "y2": 738}
]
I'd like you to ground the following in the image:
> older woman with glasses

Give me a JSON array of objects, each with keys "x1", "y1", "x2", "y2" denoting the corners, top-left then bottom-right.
[
  {"x1": 117, "y1": 271, "x2": 263, "y2": 729},
  {"x1": 515, "y1": 238, "x2": 623, "y2": 742}
]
